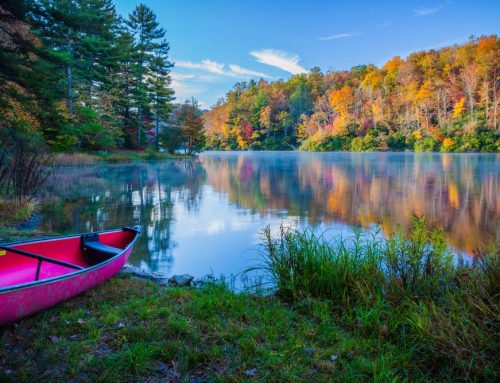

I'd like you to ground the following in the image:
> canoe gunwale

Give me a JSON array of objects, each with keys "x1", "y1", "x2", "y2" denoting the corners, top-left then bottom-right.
[{"x1": 0, "y1": 225, "x2": 141, "y2": 294}]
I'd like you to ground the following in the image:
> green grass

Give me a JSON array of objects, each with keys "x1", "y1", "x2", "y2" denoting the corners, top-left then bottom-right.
[
  {"x1": 0, "y1": 218, "x2": 498, "y2": 382},
  {"x1": 0, "y1": 277, "x2": 418, "y2": 382},
  {"x1": 256, "y1": 217, "x2": 500, "y2": 381}
]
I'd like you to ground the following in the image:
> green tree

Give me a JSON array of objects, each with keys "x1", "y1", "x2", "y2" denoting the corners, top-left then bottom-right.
[
  {"x1": 148, "y1": 50, "x2": 174, "y2": 151},
  {"x1": 127, "y1": 3, "x2": 173, "y2": 148},
  {"x1": 176, "y1": 99, "x2": 206, "y2": 154},
  {"x1": 289, "y1": 82, "x2": 312, "y2": 123}
]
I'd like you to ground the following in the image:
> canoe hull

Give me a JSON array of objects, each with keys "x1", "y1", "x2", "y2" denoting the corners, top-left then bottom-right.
[
  {"x1": 0, "y1": 227, "x2": 140, "y2": 326},
  {"x1": 0, "y1": 247, "x2": 131, "y2": 325}
]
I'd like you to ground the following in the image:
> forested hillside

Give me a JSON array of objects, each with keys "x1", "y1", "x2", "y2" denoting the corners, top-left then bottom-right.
[
  {"x1": 204, "y1": 37, "x2": 499, "y2": 152},
  {"x1": 0, "y1": 0, "x2": 183, "y2": 151}
]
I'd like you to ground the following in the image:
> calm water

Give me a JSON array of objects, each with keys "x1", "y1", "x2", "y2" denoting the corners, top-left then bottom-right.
[{"x1": 39, "y1": 152, "x2": 499, "y2": 278}]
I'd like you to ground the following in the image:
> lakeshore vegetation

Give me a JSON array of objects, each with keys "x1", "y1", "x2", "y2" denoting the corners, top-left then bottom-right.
[{"x1": 0, "y1": 219, "x2": 498, "y2": 382}]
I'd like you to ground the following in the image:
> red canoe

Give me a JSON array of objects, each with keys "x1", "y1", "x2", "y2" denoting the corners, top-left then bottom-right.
[{"x1": 0, "y1": 226, "x2": 141, "y2": 326}]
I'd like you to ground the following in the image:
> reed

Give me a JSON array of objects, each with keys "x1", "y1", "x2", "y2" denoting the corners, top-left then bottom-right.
[
  {"x1": 257, "y1": 217, "x2": 499, "y2": 380},
  {"x1": 49, "y1": 153, "x2": 100, "y2": 166}
]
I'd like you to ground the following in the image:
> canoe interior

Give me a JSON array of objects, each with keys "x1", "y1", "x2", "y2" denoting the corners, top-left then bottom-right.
[{"x1": 0, "y1": 230, "x2": 136, "y2": 289}]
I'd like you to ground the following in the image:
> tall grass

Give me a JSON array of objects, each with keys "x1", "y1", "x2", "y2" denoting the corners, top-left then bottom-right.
[
  {"x1": 258, "y1": 217, "x2": 499, "y2": 380},
  {"x1": 49, "y1": 153, "x2": 100, "y2": 166}
]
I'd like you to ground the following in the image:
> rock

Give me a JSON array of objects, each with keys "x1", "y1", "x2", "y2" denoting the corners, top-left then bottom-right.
[
  {"x1": 304, "y1": 347, "x2": 314, "y2": 356},
  {"x1": 120, "y1": 264, "x2": 168, "y2": 284},
  {"x1": 98, "y1": 345, "x2": 112, "y2": 355},
  {"x1": 168, "y1": 274, "x2": 194, "y2": 287},
  {"x1": 156, "y1": 362, "x2": 169, "y2": 373},
  {"x1": 244, "y1": 368, "x2": 257, "y2": 377}
]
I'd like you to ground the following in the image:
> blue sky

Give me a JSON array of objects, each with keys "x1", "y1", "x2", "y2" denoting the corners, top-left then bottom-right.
[{"x1": 115, "y1": 0, "x2": 500, "y2": 108}]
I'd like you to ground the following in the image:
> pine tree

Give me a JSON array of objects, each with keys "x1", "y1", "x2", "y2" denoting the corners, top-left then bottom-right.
[
  {"x1": 149, "y1": 52, "x2": 174, "y2": 150},
  {"x1": 126, "y1": 4, "x2": 174, "y2": 149},
  {"x1": 0, "y1": 0, "x2": 61, "y2": 131}
]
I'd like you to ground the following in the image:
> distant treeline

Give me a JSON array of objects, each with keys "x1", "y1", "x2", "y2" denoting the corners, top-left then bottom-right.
[
  {"x1": 204, "y1": 37, "x2": 499, "y2": 152},
  {"x1": 0, "y1": 0, "x2": 204, "y2": 153}
]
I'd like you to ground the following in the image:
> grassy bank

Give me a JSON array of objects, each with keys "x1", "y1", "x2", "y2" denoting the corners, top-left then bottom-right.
[
  {"x1": 1, "y1": 219, "x2": 498, "y2": 382},
  {"x1": 257, "y1": 218, "x2": 499, "y2": 381},
  {"x1": 1, "y1": 277, "x2": 416, "y2": 382},
  {"x1": 49, "y1": 150, "x2": 192, "y2": 166}
]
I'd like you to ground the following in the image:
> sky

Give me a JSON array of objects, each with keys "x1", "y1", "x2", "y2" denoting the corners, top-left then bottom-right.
[{"x1": 114, "y1": 0, "x2": 500, "y2": 108}]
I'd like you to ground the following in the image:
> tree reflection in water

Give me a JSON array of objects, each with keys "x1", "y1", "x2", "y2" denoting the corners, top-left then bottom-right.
[
  {"x1": 201, "y1": 152, "x2": 499, "y2": 255},
  {"x1": 40, "y1": 152, "x2": 498, "y2": 276},
  {"x1": 41, "y1": 160, "x2": 206, "y2": 274}
]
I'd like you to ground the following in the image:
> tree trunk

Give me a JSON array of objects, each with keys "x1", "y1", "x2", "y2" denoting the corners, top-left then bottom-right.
[
  {"x1": 155, "y1": 94, "x2": 159, "y2": 151},
  {"x1": 493, "y1": 71, "x2": 498, "y2": 131},
  {"x1": 66, "y1": 64, "x2": 73, "y2": 114}
]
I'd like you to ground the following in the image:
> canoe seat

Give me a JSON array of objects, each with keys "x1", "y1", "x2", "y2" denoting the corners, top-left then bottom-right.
[{"x1": 81, "y1": 233, "x2": 122, "y2": 266}]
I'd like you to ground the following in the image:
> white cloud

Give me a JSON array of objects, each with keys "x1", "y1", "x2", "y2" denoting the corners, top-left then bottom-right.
[
  {"x1": 176, "y1": 59, "x2": 226, "y2": 75},
  {"x1": 228, "y1": 64, "x2": 271, "y2": 78},
  {"x1": 171, "y1": 73, "x2": 196, "y2": 80},
  {"x1": 319, "y1": 33, "x2": 355, "y2": 41},
  {"x1": 170, "y1": 72, "x2": 203, "y2": 101},
  {"x1": 249, "y1": 49, "x2": 307, "y2": 75},
  {"x1": 175, "y1": 59, "x2": 271, "y2": 79},
  {"x1": 414, "y1": 6, "x2": 440, "y2": 16}
]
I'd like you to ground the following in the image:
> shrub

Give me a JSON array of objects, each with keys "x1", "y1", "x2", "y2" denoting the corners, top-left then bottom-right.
[
  {"x1": 387, "y1": 132, "x2": 406, "y2": 150},
  {"x1": 0, "y1": 127, "x2": 51, "y2": 204},
  {"x1": 439, "y1": 137, "x2": 456, "y2": 152},
  {"x1": 350, "y1": 137, "x2": 364, "y2": 152},
  {"x1": 414, "y1": 137, "x2": 438, "y2": 152}
]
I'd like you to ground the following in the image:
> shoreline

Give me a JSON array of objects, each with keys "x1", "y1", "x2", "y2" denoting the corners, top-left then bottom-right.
[
  {"x1": 0, "y1": 222, "x2": 497, "y2": 382},
  {"x1": 49, "y1": 150, "x2": 194, "y2": 167}
]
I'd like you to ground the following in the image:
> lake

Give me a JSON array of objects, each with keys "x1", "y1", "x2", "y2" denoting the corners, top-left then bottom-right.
[{"x1": 39, "y1": 152, "x2": 499, "y2": 279}]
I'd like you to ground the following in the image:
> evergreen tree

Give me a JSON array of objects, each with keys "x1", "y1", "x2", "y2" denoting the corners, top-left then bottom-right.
[
  {"x1": 110, "y1": 30, "x2": 136, "y2": 148},
  {"x1": 126, "y1": 4, "x2": 174, "y2": 148},
  {"x1": 0, "y1": 0, "x2": 61, "y2": 132},
  {"x1": 149, "y1": 54, "x2": 175, "y2": 150}
]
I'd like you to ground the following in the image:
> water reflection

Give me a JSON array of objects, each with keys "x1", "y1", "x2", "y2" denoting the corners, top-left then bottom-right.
[
  {"x1": 201, "y1": 152, "x2": 499, "y2": 255},
  {"x1": 39, "y1": 152, "x2": 499, "y2": 277}
]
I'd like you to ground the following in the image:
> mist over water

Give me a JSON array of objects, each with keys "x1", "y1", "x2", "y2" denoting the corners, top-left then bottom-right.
[{"x1": 40, "y1": 152, "x2": 499, "y2": 278}]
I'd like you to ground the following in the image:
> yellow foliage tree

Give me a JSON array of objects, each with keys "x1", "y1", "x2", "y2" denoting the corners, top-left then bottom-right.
[
  {"x1": 329, "y1": 86, "x2": 352, "y2": 131},
  {"x1": 453, "y1": 97, "x2": 466, "y2": 119}
]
